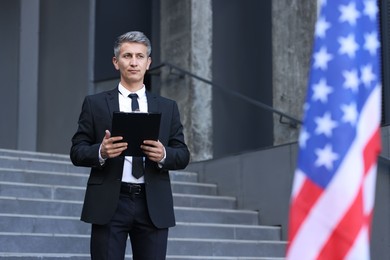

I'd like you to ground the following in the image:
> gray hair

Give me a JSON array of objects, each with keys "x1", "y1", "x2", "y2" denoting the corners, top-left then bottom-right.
[{"x1": 114, "y1": 31, "x2": 152, "y2": 58}]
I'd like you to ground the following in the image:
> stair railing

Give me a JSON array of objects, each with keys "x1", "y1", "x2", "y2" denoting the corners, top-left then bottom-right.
[
  {"x1": 148, "y1": 62, "x2": 302, "y2": 128},
  {"x1": 379, "y1": 155, "x2": 390, "y2": 166}
]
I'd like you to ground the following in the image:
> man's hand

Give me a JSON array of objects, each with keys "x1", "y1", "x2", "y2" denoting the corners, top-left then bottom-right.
[
  {"x1": 100, "y1": 130, "x2": 127, "y2": 159},
  {"x1": 141, "y1": 140, "x2": 165, "y2": 162}
]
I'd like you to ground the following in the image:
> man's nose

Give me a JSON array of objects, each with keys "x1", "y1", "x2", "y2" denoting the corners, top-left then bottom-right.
[{"x1": 130, "y1": 57, "x2": 138, "y2": 66}]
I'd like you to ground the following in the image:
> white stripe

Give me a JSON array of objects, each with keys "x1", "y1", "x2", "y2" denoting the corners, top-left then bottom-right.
[
  {"x1": 291, "y1": 169, "x2": 305, "y2": 201},
  {"x1": 288, "y1": 86, "x2": 381, "y2": 259},
  {"x1": 363, "y1": 164, "x2": 377, "y2": 215},
  {"x1": 345, "y1": 226, "x2": 370, "y2": 260}
]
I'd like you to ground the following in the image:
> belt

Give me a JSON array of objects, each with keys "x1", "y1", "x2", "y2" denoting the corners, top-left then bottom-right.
[{"x1": 120, "y1": 182, "x2": 145, "y2": 195}]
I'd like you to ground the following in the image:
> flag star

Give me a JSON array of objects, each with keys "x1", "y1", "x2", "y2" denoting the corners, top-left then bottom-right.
[
  {"x1": 312, "y1": 78, "x2": 333, "y2": 103},
  {"x1": 341, "y1": 103, "x2": 358, "y2": 125},
  {"x1": 342, "y1": 69, "x2": 360, "y2": 92},
  {"x1": 299, "y1": 128, "x2": 310, "y2": 149},
  {"x1": 364, "y1": 0, "x2": 378, "y2": 21},
  {"x1": 313, "y1": 47, "x2": 333, "y2": 70},
  {"x1": 364, "y1": 32, "x2": 380, "y2": 56},
  {"x1": 316, "y1": 16, "x2": 331, "y2": 38},
  {"x1": 315, "y1": 112, "x2": 338, "y2": 137},
  {"x1": 320, "y1": 0, "x2": 327, "y2": 7},
  {"x1": 338, "y1": 34, "x2": 359, "y2": 58},
  {"x1": 315, "y1": 144, "x2": 339, "y2": 170},
  {"x1": 339, "y1": 2, "x2": 361, "y2": 26},
  {"x1": 361, "y1": 64, "x2": 376, "y2": 87}
]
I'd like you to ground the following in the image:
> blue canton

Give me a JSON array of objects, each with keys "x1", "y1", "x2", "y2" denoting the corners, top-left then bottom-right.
[{"x1": 297, "y1": 0, "x2": 381, "y2": 188}]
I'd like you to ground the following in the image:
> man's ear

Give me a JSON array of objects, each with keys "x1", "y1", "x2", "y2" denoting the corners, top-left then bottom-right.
[
  {"x1": 146, "y1": 56, "x2": 152, "y2": 70},
  {"x1": 112, "y1": 56, "x2": 119, "y2": 70}
]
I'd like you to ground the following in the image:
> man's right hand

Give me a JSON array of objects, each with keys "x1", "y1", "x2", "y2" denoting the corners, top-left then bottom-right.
[{"x1": 100, "y1": 130, "x2": 127, "y2": 159}]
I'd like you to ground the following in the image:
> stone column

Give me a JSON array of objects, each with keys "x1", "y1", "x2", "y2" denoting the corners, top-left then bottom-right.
[
  {"x1": 272, "y1": 1, "x2": 317, "y2": 145},
  {"x1": 160, "y1": 0, "x2": 213, "y2": 161},
  {"x1": 18, "y1": 0, "x2": 40, "y2": 151}
]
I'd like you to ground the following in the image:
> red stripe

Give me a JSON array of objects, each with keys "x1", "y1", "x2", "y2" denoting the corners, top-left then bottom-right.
[
  {"x1": 363, "y1": 128, "x2": 381, "y2": 174},
  {"x1": 317, "y1": 128, "x2": 380, "y2": 259},
  {"x1": 364, "y1": 128, "x2": 380, "y2": 238},
  {"x1": 317, "y1": 187, "x2": 365, "y2": 259},
  {"x1": 287, "y1": 178, "x2": 323, "y2": 253},
  {"x1": 367, "y1": 209, "x2": 374, "y2": 237}
]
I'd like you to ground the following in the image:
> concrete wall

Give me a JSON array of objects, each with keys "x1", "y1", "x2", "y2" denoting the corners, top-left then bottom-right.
[
  {"x1": 212, "y1": 0, "x2": 274, "y2": 158},
  {"x1": 0, "y1": 0, "x2": 304, "y2": 158},
  {"x1": 160, "y1": 0, "x2": 213, "y2": 161},
  {"x1": 187, "y1": 143, "x2": 297, "y2": 239},
  {"x1": 0, "y1": 0, "x2": 155, "y2": 154},
  {"x1": 38, "y1": 0, "x2": 91, "y2": 153},
  {"x1": 0, "y1": 0, "x2": 91, "y2": 154},
  {"x1": 0, "y1": 1, "x2": 20, "y2": 149},
  {"x1": 272, "y1": 1, "x2": 316, "y2": 145}
]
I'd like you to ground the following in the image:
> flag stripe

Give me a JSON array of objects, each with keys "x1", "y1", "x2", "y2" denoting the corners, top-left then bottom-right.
[
  {"x1": 345, "y1": 225, "x2": 370, "y2": 260},
  {"x1": 315, "y1": 84, "x2": 382, "y2": 258},
  {"x1": 317, "y1": 187, "x2": 364, "y2": 259},
  {"x1": 363, "y1": 128, "x2": 381, "y2": 174},
  {"x1": 287, "y1": 121, "x2": 365, "y2": 259},
  {"x1": 287, "y1": 178, "x2": 322, "y2": 248}
]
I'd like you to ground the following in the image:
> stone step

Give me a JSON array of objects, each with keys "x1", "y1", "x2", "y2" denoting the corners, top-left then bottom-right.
[
  {"x1": 0, "y1": 168, "x2": 88, "y2": 187},
  {"x1": 0, "y1": 253, "x2": 285, "y2": 260},
  {"x1": 172, "y1": 222, "x2": 281, "y2": 241},
  {"x1": 173, "y1": 193, "x2": 236, "y2": 209},
  {"x1": 0, "y1": 213, "x2": 279, "y2": 241},
  {"x1": 0, "y1": 233, "x2": 287, "y2": 257},
  {"x1": 0, "y1": 156, "x2": 87, "y2": 174},
  {"x1": 0, "y1": 181, "x2": 218, "y2": 201},
  {"x1": 0, "y1": 155, "x2": 200, "y2": 183},
  {"x1": 0, "y1": 181, "x2": 87, "y2": 201},
  {"x1": 0, "y1": 167, "x2": 199, "y2": 184},
  {"x1": 0, "y1": 189, "x2": 235, "y2": 212},
  {"x1": 0, "y1": 149, "x2": 287, "y2": 259},
  {"x1": 0, "y1": 148, "x2": 70, "y2": 161},
  {"x1": 174, "y1": 207, "x2": 259, "y2": 225},
  {"x1": 0, "y1": 197, "x2": 259, "y2": 225}
]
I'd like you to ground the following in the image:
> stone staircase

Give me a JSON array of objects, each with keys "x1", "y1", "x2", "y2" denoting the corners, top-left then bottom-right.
[{"x1": 0, "y1": 148, "x2": 286, "y2": 259}]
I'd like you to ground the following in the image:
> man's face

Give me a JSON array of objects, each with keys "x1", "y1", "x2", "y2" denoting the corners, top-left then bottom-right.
[{"x1": 113, "y1": 42, "x2": 151, "y2": 87}]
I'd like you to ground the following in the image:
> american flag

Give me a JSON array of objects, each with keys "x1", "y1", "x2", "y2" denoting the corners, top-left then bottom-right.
[{"x1": 286, "y1": 0, "x2": 382, "y2": 259}]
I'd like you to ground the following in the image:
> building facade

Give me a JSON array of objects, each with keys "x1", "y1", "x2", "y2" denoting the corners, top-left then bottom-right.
[{"x1": 8, "y1": 0, "x2": 389, "y2": 162}]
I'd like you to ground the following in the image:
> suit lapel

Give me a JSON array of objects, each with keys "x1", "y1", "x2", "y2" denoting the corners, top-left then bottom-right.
[
  {"x1": 145, "y1": 91, "x2": 160, "y2": 171},
  {"x1": 146, "y1": 91, "x2": 159, "y2": 113},
  {"x1": 105, "y1": 88, "x2": 120, "y2": 120}
]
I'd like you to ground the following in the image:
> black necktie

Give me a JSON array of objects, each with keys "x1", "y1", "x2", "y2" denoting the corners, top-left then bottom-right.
[{"x1": 128, "y1": 93, "x2": 144, "y2": 179}]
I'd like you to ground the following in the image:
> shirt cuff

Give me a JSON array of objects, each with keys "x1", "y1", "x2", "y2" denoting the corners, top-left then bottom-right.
[
  {"x1": 98, "y1": 144, "x2": 106, "y2": 166},
  {"x1": 158, "y1": 146, "x2": 166, "y2": 168}
]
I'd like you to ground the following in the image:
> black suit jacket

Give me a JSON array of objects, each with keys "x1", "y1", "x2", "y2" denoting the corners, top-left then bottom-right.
[{"x1": 70, "y1": 88, "x2": 190, "y2": 228}]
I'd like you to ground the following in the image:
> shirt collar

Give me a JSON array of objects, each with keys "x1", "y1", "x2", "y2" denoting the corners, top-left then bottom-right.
[{"x1": 118, "y1": 83, "x2": 146, "y2": 98}]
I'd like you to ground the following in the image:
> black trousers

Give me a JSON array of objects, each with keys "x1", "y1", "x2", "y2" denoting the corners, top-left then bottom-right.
[{"x1": 90, "y1": 184, "x2": 169, "y2": 260}]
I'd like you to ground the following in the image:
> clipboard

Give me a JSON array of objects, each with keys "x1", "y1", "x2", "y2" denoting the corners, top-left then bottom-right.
[{"x1": 111, "y1": 111, "x2": 161, "y2": 157}]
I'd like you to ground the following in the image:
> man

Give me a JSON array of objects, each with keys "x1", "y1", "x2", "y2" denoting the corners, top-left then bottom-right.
[{"x1": 70, "y1": 31, "x2": 190, "y2": 259}]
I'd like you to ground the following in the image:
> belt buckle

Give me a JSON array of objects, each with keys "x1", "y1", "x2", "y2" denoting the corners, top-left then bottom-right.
[{"x1": 131, "y1": 184, "x2": 141, "y2": 195}]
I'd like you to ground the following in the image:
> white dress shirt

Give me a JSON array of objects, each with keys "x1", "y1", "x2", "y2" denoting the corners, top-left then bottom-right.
[{"x1": 118, "y1": 84, "x2": 148, "y2": 183}]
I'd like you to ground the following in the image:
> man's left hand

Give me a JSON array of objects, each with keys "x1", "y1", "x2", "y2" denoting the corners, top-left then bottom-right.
[{"x1": 141, "y1": 140, "x2": 165, "y2": 162}]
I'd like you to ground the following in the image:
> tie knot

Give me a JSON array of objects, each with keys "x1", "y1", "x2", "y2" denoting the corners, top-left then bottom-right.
[{"x1": 128, "y1": 93, "x2": 138, "y2": 99}]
